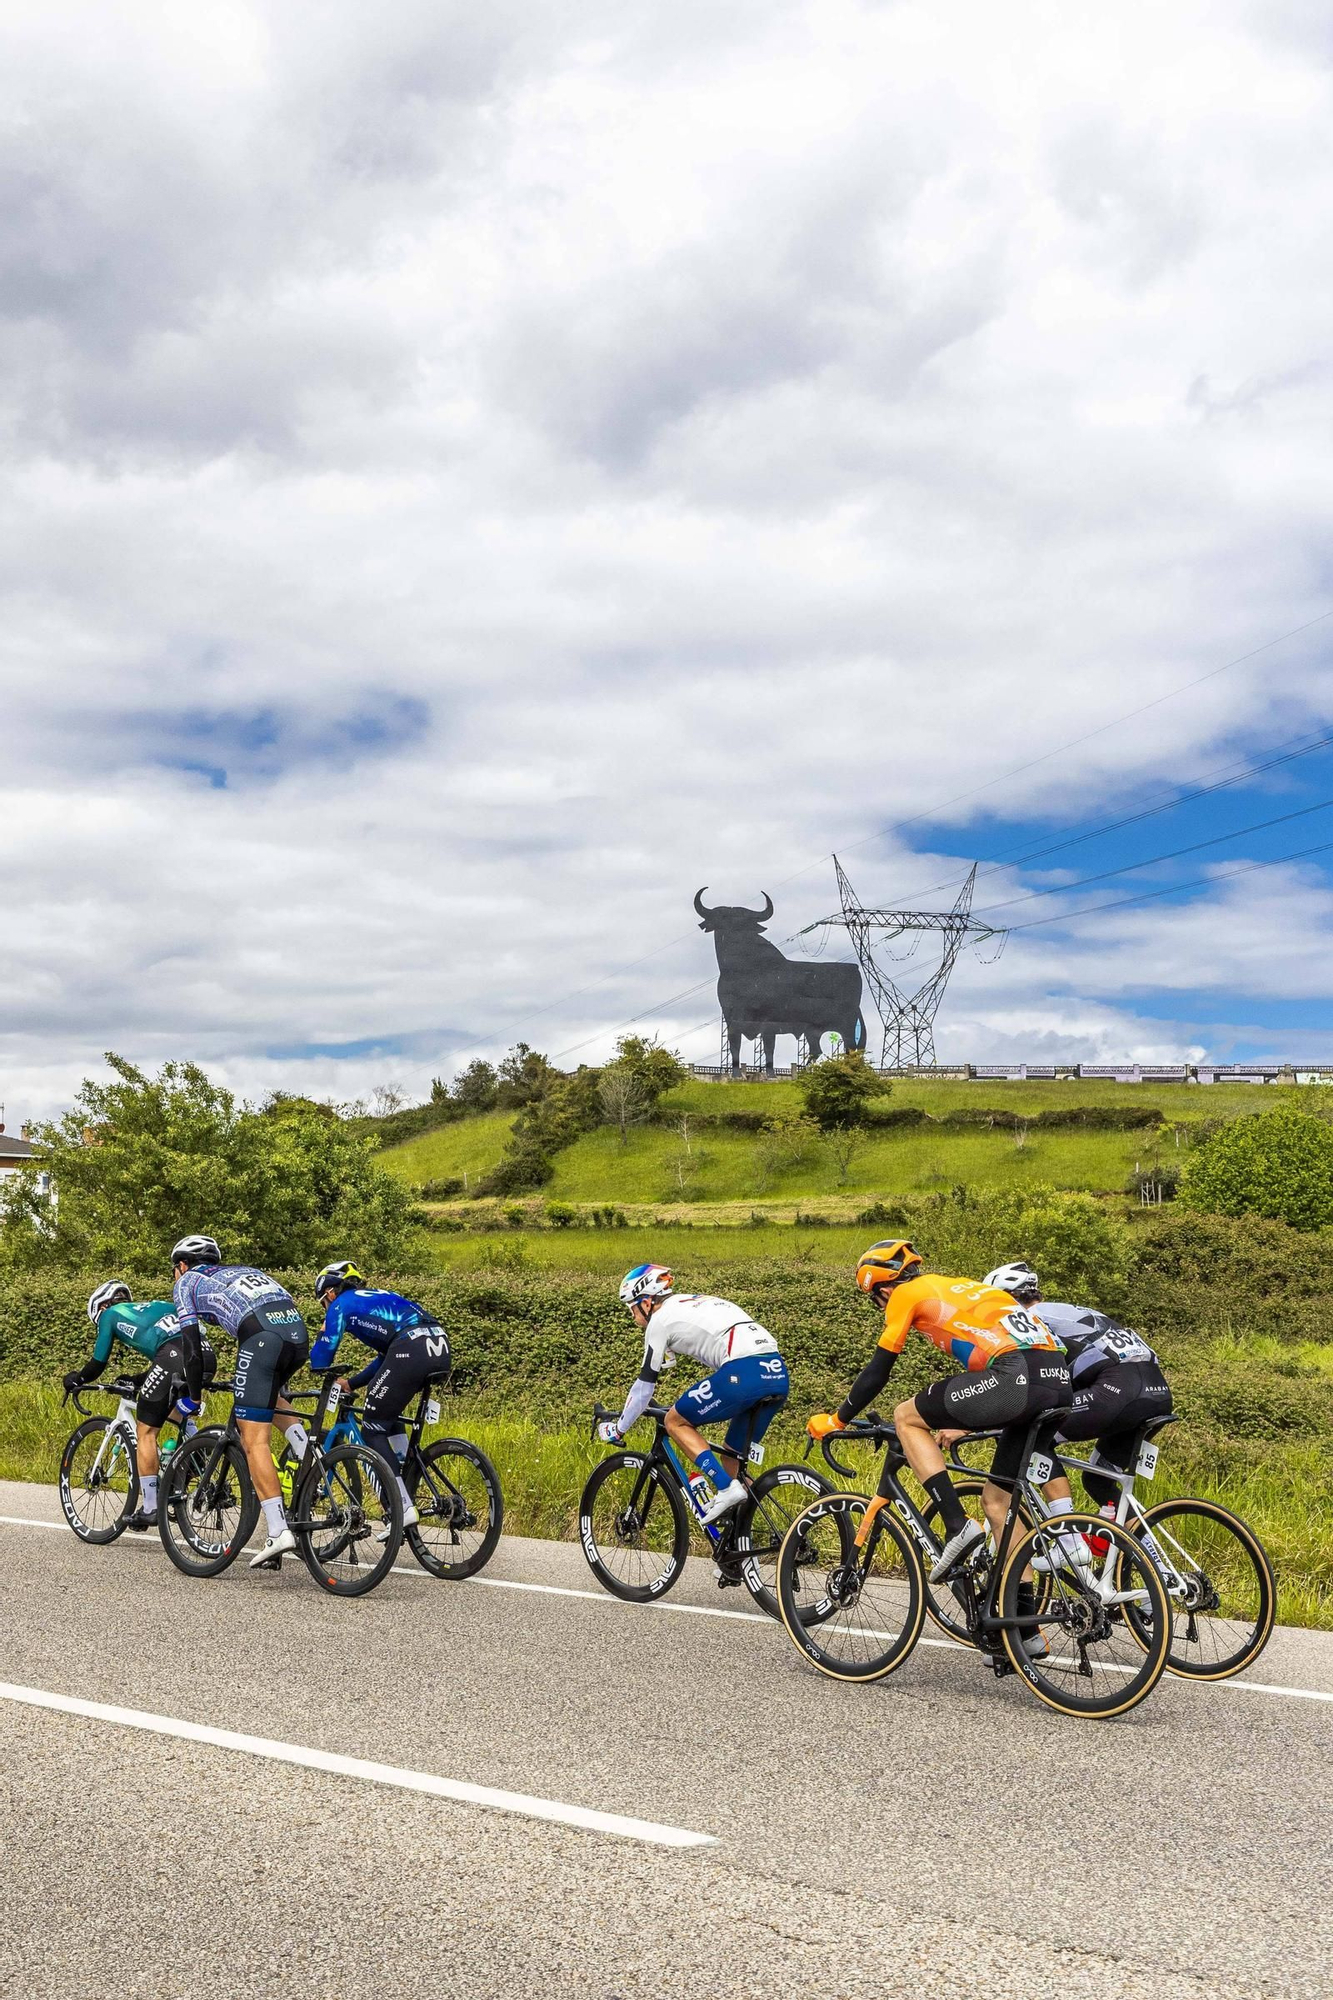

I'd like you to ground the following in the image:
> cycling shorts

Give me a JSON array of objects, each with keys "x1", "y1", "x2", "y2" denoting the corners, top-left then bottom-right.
[
  {"x1": 673, "y1": 1351, "x2": 790, "y2": 1455},
  {"x1": 233, "y1": 1307, "x2": 310, "y2": 1421},
  {"x1": 914, "y1": 1349, "x2": 1072, "y2": 1486},
  {"x1": 361, "y1": 1326, "x2": 452, "y2": 1441},
  {"x1": 1056, "y1": 1362, "x2": 1173, "y2": 1505},
  {"x1": 137, "y1": 1334, "x2": 216, "y2": 1428}
]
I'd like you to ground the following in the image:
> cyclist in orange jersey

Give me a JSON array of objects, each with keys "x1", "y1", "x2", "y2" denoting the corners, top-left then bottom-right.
[{"x1": 807, "y1": 1241, "x2": 1071, "y2": 1586}]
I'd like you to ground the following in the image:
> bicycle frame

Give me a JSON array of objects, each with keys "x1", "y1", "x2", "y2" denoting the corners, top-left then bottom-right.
[{"x1": 591, "y1": 1400, "x2": 770, "y2": 1555}]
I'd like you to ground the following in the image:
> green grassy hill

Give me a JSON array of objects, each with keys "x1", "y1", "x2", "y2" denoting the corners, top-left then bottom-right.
[{"x1": 378, "y1": 1076, "x2": 1289, "y2": 1211}]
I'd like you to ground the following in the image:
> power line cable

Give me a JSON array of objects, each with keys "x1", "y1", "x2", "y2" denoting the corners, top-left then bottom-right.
[
  {"x1": 969, "y1": 792, "x2": 1333, "y2": 918},
  {"x1": 1008, "y1": 833, "x2": 1333, "y2": 932}
]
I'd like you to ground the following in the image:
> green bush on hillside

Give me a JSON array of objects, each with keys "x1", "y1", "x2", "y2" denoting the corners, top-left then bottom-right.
[
  {"x1": 799, "y1": 1052, "x2": 892, "y2": 1132},
  {"x1": 1179, "y1": 1105, "x2": 1333, "y2": 1232}
]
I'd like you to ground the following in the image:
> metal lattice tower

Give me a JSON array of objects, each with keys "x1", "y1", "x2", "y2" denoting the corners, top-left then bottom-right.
[{"x1": 801, "y1": 856, "x2": 1006, "y2": 1069}]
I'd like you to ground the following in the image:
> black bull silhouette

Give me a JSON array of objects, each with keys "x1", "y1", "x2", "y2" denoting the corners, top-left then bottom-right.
[{"x1": 695, "y1": 889, "x2": 866, "y2": 1072}]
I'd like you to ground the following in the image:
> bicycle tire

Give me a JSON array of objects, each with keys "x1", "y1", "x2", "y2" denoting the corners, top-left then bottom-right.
[
  {"x1": 296, "y1": 1442, "x2": 403, "y2": 1596},
  {"x1": 999, "y1": 1513, "x2": 1171, "y2": 1718},
  {"x1": 59, "y1": 1417, "x2": 138, "y2": 1544},
  {"x1": 919, "y1": 1476, "x2": 1047, "y2": 1645},
  {"x1": 406, "y1": 1437, "x2": 504, "y2": 1579},
  {"x1": 159, "y1": 1430, "x2": 258, "y2": 1577},
  {"x1": 578, "y1": 1452, "x2": 690, "y2": 1603},
  {"x1": 733, "y1": 1463, "x2": 835, "y2": 1621},
  {"x1": 776, "y1": 1492, "x2": 926, "y2": 1682},
  {"x1": 1124, "y1": 1497, "x2": 1276, "y2": 1680}
]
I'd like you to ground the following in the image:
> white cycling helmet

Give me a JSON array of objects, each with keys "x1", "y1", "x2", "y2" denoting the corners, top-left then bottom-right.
[
  {"x1": 619, "y1": 1263, "x2": 673, "y2": 1310},
  {"x1": 171, "y1": 1234, "x2": 221, "y2": 1268},
  {"x1": 87, "y1": 1279, "x2": 132, "y2": 1324},
  {"x1": 984, "y1": 1260, "x2": 1040, "y2": 1303}
]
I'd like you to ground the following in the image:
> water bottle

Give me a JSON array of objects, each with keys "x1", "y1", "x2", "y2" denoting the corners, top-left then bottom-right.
[{"x1": 687, "y1": 1471, "x2": 711, "y2": 1513}]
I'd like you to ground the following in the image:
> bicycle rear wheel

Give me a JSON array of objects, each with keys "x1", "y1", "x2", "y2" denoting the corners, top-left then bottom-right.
[
  {"x1": 999, "y1": 1514, "x2": 1171, "y2": 1718},
  {"x1": 296, "y1": 1443, "x2": 403, "y2": 1596},
  {"x1": 776, "y1": 1493, "x2": 925, "y2": 1682},
  {"x1": 159, "y1": 1430, "x2": 258, "y2": 1577},
  {"x1": 59, "y1": 1418, "x2": 137, "y2": 1543},
  {"x1": 578, "y1": 1453, "x2": 690, "y2": 1602},
  {"x1": 733, "y1": 1463, "x2": 834, "y2": 1621},
  {"x1": 1126, "y1": 1498, "x2": 1275, "y2": 1680},
  {"x1": 406, "y1": 1438, "x2": 504, "y2": 1579}
]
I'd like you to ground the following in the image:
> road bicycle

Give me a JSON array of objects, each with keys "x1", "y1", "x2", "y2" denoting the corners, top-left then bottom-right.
[
  {"x1": 158, "y1": 1376, "x2": 403, "y2": 1596},
  {"x1": 283, "y1": 1376, "x2": 503, "y2": 1580},
  {"x1": 579, "y1": 1397, "x2": 832, "y2": 1619},
  {"x1": 58, "y1": 1377, "x2": 194, "y2": 1544},
  {"x1": 777, "y1": 1407, "x2": 1174, "y2": 1719},
  {"x1": 946, "y1": 1413, "x2": 1275, "y2": 1681}
]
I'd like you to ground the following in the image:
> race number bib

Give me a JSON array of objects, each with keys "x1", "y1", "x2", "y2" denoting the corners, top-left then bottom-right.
[{"x1": 1001, "y1": 1309, "x2": 1051, "y2": 1349}]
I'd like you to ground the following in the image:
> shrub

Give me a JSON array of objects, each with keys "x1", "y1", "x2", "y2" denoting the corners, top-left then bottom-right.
[
  {"x1": 1179, "y1": 1105, "x2": 1333, "y2": 1231},
  {"x1": 798, "y1": 1053, "x2": 892, "y2": 1132},
  {"x1": 418, "y1": 1177, "x2": 464, "y2": 1201}
]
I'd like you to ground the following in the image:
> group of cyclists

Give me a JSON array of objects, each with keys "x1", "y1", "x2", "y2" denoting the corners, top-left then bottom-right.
[{"x1": 63, "y1": 1226, "x2": 1170, "y2": 1599}]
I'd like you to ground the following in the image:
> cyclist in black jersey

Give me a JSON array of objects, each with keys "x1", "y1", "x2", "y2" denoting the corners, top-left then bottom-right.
[{"x1": 983, "y1": 1260, "x2": 1173, "y2": 1554}]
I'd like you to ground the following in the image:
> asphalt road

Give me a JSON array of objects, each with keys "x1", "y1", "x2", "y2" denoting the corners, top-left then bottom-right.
[{"x1": 2, "y1": 1475, "x2": 1330, "y2": 2000}]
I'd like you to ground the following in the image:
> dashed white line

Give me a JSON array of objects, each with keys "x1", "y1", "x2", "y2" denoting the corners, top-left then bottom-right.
[{"x1": 0, "y1": 1680, "x2": 716, "y2": 1848}]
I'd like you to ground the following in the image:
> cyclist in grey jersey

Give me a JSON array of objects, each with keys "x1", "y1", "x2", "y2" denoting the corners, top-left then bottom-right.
[{"x1": 171, "y1": 1236, "x2": 312, "y2": 1566}]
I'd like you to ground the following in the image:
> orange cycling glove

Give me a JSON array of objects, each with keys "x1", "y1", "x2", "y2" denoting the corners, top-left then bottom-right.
[{"x1": 806, "y1": 1412, "x2": 847, "y2": 1439}]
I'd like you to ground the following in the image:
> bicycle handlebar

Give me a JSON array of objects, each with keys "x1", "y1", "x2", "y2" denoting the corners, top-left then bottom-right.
[{"x1": 802, "y1": 1412, "x2": 898, "y2": 1479}]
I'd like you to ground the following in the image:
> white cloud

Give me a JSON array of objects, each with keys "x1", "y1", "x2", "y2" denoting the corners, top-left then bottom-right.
[{"x1": 3, "y1": 0, "x2": 1333, "y2": 1116}]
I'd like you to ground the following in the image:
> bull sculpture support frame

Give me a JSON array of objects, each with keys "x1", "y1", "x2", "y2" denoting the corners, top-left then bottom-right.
[{"x1": 694, "y1": 888, "x2": 865, "y2": 1075}]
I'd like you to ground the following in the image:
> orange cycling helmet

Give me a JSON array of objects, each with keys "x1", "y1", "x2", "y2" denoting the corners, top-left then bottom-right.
[{"x1": 855, "y1": 1239, "x2": 922, "y2": 1295}]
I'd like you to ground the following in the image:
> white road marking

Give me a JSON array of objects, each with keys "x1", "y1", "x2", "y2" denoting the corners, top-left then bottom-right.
[
  {"x1": 5, "y1": 1509, "x2": 1330, "y2": 1703},
  {"x1": 0, "y1": 1680, "x2": 716, "y2": 1848}
]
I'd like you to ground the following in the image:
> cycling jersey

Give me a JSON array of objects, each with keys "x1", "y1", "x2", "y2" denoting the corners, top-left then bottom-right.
[
  {"x1": 89, "y1": 1300, "x2": 181, "y2": 1371},
  {"x1": 309, "y1": 1288, "x2": 439, "y2": 1385},
  {"x1": 1036, "y1": 1302, "x2": 1158, "y2": 1384},
  {"x1": 877, "y1": 1273, "x2": 1063, "y2": 1373},
  {"x1": 641, "y1": 1294, "x2": 778, "y2": 1375},
  {"x1": 173, "y1": 1265, "x2": 299, "y2": 1339}
]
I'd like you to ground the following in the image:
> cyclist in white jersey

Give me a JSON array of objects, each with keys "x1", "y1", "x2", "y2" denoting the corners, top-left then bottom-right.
[{"x1": 598, "y1": 1264, "x2": 789, "y2": 1523}]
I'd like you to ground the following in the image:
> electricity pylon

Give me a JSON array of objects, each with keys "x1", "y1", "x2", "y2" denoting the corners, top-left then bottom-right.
[{"x1": 801, "y1": 856, "x2": 1006, "y2": 1069}]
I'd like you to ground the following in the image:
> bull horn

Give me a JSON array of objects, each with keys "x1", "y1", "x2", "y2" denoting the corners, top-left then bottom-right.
[
  {"x1": 750, "y1": 891, "x2": 774, "y2": 920},
  {"x1": 693, "y1": 887, "x2": 713, "y2": 917}
]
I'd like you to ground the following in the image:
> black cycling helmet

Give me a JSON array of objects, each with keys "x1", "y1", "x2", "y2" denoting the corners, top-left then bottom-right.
[
  {"x1": 171, "y1": 1234, "x2": 221, "y2": 1269},
  {"x1": 315, "y1": 1259, "x2": 365, "y2": 1298}
]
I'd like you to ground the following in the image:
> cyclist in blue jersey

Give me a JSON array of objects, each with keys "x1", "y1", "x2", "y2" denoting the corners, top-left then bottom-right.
[
  {"x1": 63, "y1": 1280, "x2": 217, "y2": 1532},
  {"x1": 309, "y1": 1260, "x2": 452, "y2": 1528},
  {"x1": 170, "y1": 1235, "x2": 312, "y2": 1567}
]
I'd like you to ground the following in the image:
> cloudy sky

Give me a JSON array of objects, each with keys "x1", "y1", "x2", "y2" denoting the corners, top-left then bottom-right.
[{"x1": 4, "y1": 0, "x2": 1333, "y2": 1119}]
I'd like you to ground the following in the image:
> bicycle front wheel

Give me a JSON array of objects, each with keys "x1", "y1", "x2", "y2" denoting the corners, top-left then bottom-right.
[
  {"x1": 777, "y1": 1493, "x2": 925, "y2": 1682},
  {"x1": 733, "y1": 1463, "x2": 834, "y2": 1621},
  {"x1": 1000, "y1": 1514, "x2": 1171, "y2": 1718},
  {"x1": 578, "y1": 1453, "x2": 690, "y2": 1603},
  {"x1": 296, "y1": 1443, "x2": 402, "y2": 1596},
  {"x1": 59, "y1": 1418, "x2": 137, "y2": 1543},
  {"x1": 159, "y1": 1430, "x2": 258, "y2": 1577},
  {"x1": 1127, "y1": 1498, "x2": 1275, "y2": 1680},
  {"x1": 407, "y1": 1438, "x2": 504, "y2": 1579}
]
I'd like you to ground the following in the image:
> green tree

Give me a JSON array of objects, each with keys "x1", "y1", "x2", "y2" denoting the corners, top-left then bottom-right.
[
  {"x1": 496, "y1": 1044, "x2": 560, "y2": 1108},
  {"x1": 798, "y1": 1051, "x2": 891, "y2": 1132},
  {"x1": 450, "y1": 1059, "x2": 499, "y2": 1112},
  {"x1": 611, "y1": 1035, "x2": 686, "y2": 1105},
  {"x1": 1178, "y1": 1105, "x2": 1333, "y2": 1232},
  {"x1": 0, "y1": 1054, "x2": 419, "y2": 1275}
]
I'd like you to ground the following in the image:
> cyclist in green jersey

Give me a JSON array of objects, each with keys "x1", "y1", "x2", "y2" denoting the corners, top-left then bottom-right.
[{"x1": 63, "y1": 1280, "x2": 217, "y2": 1531}]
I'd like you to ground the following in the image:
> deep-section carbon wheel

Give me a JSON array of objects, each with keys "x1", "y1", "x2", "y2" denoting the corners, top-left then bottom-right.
[
  {"x1": 733, "y1": 1463, "x2": 835, "y2": 1621},
  {"x1": 297, "y1": 1443, "x2": 403, "y2": 1596},
  {"x1": 159, "y1": 1429, "x2": 257, "y2": 1577},
  {"x1": 406, "y1": 1437, "x2": 504, "y2": 1580},
  {"x1": 59, "y1": 1417, "x2": 137, "y2": 1544},
  {"x1": 1000, "y1": 1513, "x2": 1171, "y2": 1718},
  {"x1": 1125, "y1": 1497, "x2": 1275, "y2": 1680},
  {"x1": 777, "y1": 1492, "x2": 925, "y2": 1682},
  {"x1": 578, "y1": 1452, "x2": 690, "y2": 1603}
]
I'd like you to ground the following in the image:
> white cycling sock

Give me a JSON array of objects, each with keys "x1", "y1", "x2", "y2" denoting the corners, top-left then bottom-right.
[
  {"x1": 1048, "y1": 1497, "x2": 1074, "y2": 1517},
  {"x1": 284, "y1": 1422, "x2": 310, "y2": 1460},
  {"x1": 140, "y1": 1474, "x2": 158, "y2": 1510},
  {"x1": 262, "y1": 1496, "x2": 287, "y2": 1538},
  {"x1": 395, "y1": 1475, "x2": 413, "y2": 1510}
]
